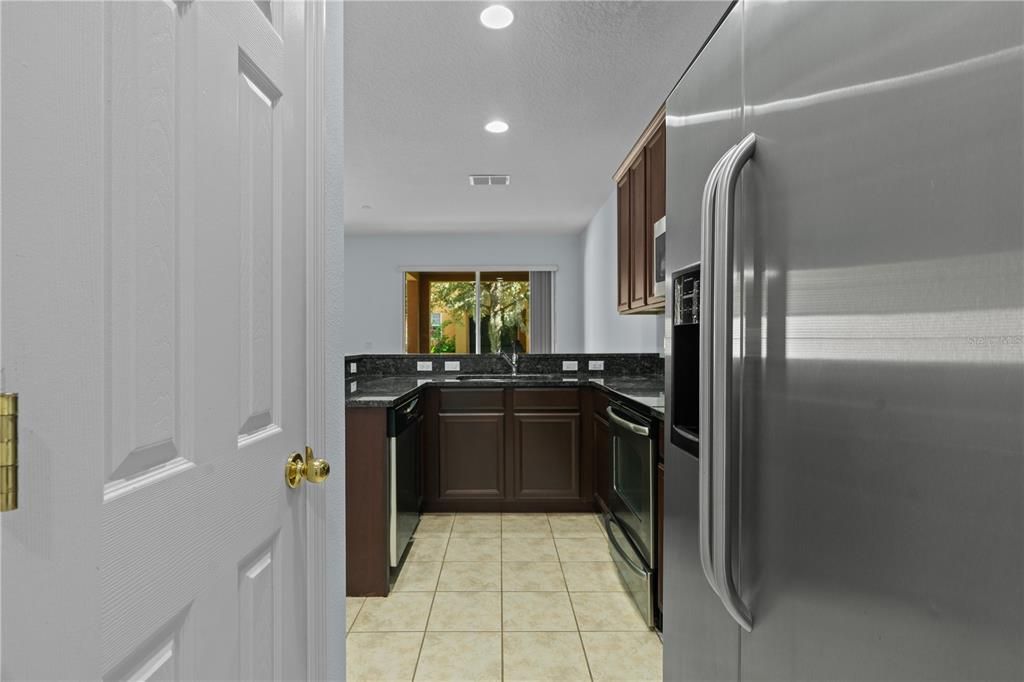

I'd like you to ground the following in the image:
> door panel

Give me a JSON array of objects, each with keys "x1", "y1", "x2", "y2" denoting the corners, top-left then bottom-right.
[
  {"x1": 617, "y1": 177, "x2": 631, "y2": 311},
  {"x1": 645, "y1": 123, "x2": 666, "y2": 304},
  {"x1": 438, "y1": 413, "x2": 505, "y2": 499},
  {"x1": 663, "y1": 4, "x2": 743, "y2": 680},
  {"x1": 739, "y1": 2, "x2": 1024, "y2": 680},
  {"x1": 629, "y1": 152, "x2": 647, "y2": 308},
  {"x1": 512, "y1": 413, "x2": 581, "y2": 500},
  {"x1": 1, "y1": 2, "x2": 310, "y2": 678}
]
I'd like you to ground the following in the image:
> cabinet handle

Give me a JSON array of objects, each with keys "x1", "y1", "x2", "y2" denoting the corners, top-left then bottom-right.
[
  {"x1": 698, "y1": 145, "x2": 735, "y2": 600},
  {"x1": 712, "y1": 133, "x2": 756, "y2": 632}
]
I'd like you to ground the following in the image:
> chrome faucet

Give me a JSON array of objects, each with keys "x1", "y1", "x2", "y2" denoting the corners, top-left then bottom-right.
[{"x1": 499, "y1": 350, "x2": 519, "y2": 375}]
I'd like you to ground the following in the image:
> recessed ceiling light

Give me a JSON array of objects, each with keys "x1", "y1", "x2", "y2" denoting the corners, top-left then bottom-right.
[
  {"x1": 485, "y1": 119, "x2": 509, "y2": 134},
  {"x1": 480, "y1": 5, "x2": 514, "y2": 30}
]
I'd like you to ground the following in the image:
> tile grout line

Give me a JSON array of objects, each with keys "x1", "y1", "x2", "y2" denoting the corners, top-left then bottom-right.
[
  {"x1": 500, "y1": 515, "x2": 504, "y2": 682},
  {"x1": 409, "y1": 523, "x2": 449, "y2": 682},
  {"x1": 553, "y1": 515, "x2": 596, "y2": 682}
]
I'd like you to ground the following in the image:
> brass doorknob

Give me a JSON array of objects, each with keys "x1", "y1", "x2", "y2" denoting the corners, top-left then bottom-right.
[{"x1": 285, "y1": 446, "x2": 331, "y2": 489}]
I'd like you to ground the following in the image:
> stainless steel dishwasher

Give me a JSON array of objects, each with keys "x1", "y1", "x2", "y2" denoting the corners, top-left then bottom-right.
[{"x1": 388, "y1": 396, "x2": 422, "y2": 567}]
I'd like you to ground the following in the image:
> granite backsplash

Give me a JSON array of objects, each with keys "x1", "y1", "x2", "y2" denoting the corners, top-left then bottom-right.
[{"x1": 345, "y1": 353, "x2": 663, "y2": 378}]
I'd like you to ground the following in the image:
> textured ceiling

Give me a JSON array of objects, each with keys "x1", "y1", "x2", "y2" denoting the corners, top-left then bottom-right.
[{"x1": 344, "y1": 1, "x2": 729, "y2": 234}]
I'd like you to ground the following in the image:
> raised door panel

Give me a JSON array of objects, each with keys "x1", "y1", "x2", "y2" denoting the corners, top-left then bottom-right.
[
  {"x1": 237, "y1": 53, "x2": 284, "y2": 443},
  {"x1": 629, "y1": 152, "x2": 647, "y2": 308},
  {"x1": 617, "y1": 176, "x2": 631, "y2": 311},
  {"x1": 513, "y1": 414, "x2": 581, "y2": 500},
  {"x1": 439, "y1": 413, "x2": 505, "y2": 499},
  {"x1": 645, "y1": 122, "x2": 666, "y2": 304},
  {"x1": 106, "y1": 0, "x2": 195, "y2": 500}
]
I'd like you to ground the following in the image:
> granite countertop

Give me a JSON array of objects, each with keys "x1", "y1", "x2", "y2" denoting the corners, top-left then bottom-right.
[{"x1": 346, "y1": 373, "x2": 665, "y2": 418}]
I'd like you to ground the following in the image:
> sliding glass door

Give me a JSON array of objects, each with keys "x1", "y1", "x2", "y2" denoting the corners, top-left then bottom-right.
[{"x1": 403, "y1": 269, "x2": 552, "y2": 354}]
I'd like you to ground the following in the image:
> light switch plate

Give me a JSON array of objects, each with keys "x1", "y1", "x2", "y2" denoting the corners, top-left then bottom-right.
[
  {"x1": 588, "y1": 360, "x2": 605, "y2": 371},
  {"x1": 349, "y1": 362, "x2": 357, "y2": 374},
  {"x1": 562, "y1": 360, "x2": 579, "y2": 371},
  {"x1": 417, "y1": 361, "x2": 433, "y2": 372},
  {"x1": 444, "y1": 361, "x2": 461, "y2": 371}
]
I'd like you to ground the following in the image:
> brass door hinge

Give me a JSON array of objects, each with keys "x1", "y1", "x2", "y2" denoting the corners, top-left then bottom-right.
[{"x1": 0, "y1": 393, "x2": 17, "y2": 512}]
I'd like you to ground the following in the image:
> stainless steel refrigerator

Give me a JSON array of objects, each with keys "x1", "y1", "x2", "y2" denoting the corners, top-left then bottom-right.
[{"x1": 662, "y1": 3, "x2": 1024, "y2": 680}]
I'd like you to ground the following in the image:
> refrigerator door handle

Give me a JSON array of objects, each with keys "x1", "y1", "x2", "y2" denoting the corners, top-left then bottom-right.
[
  {"x1": 712, "y1": 132, "x2": 756, "y2": 632},
  {"x1": 698, "y1": 144, "x2": 735, "y2": 600}
]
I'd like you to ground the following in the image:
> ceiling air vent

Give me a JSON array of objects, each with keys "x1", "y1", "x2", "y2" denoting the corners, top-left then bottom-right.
[{"x1": 469, "y1": 174, "x2": 511, "y2": 186}]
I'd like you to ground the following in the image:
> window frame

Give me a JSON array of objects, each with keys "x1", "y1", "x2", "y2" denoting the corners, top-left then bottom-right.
[{"x1": 400, "y1": 265, "x2": 557, "y2": 355}]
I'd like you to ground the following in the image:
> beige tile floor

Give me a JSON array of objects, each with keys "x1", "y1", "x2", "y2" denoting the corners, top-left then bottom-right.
[{"x1": 347, "y1": 512, "x2": 662, "y2": 682}]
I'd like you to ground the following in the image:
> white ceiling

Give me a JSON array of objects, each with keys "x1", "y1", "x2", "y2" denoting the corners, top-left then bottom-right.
[{"x1": 344, "y1": 1, "x2": 728, "y2": 234}]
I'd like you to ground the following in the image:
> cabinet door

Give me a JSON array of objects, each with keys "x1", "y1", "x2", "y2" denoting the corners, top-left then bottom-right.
[
  {"x1": 592, "y1": 412, "x2": 610, "y2": 509},
  {"x1": 645, "y1": 122, "x2": 666, "y2": 304},
  {"x1": 438, "y1": 413, "x2": 505, "y2": 499},
  {"x1": 512, "y1": 413, "x2": 581, "y2": 500},
  {"x1": 629, "y1": 151, "x2": 647, "y2": 308},
  {"x1": 616, "y1": 175, "x2": 631, "y2": 311}
]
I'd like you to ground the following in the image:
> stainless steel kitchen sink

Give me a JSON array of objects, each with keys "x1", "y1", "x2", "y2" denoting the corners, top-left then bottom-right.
[{"x1": 455, "y1": 374, "x2": 555, "y2": 382}]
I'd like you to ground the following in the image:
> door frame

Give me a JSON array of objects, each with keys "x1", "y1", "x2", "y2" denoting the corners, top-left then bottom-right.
[
  {"x1": 303, "y1": 0, "x2": 328, "y2": 678},
  {"x1": 0, "y1": 1, "x2": 331, "y2": 676}
]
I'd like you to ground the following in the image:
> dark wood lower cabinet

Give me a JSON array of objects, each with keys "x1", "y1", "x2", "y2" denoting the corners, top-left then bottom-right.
[
  {"x1": 589, "y1": 387, "x2": 610, "y2": 509},
  {"x1": 438, "y1": 412, "x2": 505, "y2": 500},
  {"x1": 424, "y1": 387, "x2": 592, "y2": 512},
  {"x1": 512, "y1": 413, "x2": 580, "y2": 500},
  {"x1": 345, "y1": 407, "x2": 390, "y2": 597}
]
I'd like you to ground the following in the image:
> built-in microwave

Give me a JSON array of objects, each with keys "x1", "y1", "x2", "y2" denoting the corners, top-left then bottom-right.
[{"x1": 652, "y1": 216, "x2": 666, "y2": 297}]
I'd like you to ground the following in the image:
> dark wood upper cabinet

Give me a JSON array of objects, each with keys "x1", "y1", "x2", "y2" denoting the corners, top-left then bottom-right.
[
  {"x1": 616, "y1": 175, "x2": 631, "y2": 312},
  {"x1": 645, "y1": 122, "x2": 666, "y2": 305},
  {"x1": 629, "y1": 151, "x2": 647, "y2": 309},
  {"x1": 438, "y1": 412, "x2": 505, "y2": 500},
  {"x1": 614, "y1": 107, "x2": 666, "y2": 315}
]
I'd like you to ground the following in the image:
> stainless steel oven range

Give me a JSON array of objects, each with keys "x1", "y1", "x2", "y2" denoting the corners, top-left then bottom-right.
[{"x1": 605, "y1": 400, "x2": 657, "y2": 628}]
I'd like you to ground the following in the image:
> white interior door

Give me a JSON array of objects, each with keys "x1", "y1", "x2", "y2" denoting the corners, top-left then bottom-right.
[{"x1": 0, "y1": 1, "x2": 318, "y2": 679}]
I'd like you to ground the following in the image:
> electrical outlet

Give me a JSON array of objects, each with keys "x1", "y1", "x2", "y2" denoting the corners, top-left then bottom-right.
[
  {"x1": 349, "y1": 380, "x2": 357, "y2": 392},
  {"x1": 444, "y1": 361, "x2": 461, "y2": 372},
  {"x1": 417, "y1": 361, "x2": 433, "y2": 372},
  {"x1": 562, "y1": 360, "x2": 579, "y2": 372},
  {"x1": 588, "y1": 360, "x2": 605, "y2": 371},
  {"x1": 349, "y1": 362, "x2": 357, "y2": 374}
]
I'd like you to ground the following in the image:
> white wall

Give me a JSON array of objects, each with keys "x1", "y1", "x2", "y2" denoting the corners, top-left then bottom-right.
[
  {"x1": 581, "y1": 189, "x2": 664, "y2": 353},
  {"x1": 344, "y1": 232, "x2": 584, "y2": 353}
]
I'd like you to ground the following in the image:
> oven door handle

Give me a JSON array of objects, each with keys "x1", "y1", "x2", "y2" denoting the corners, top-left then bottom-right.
[
  {"x1": 606, "y1": 406, "x2": 650, "y2": 437},
  {"x1": 604, "y1": 514, "x2": 649, "y2": 577}
]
